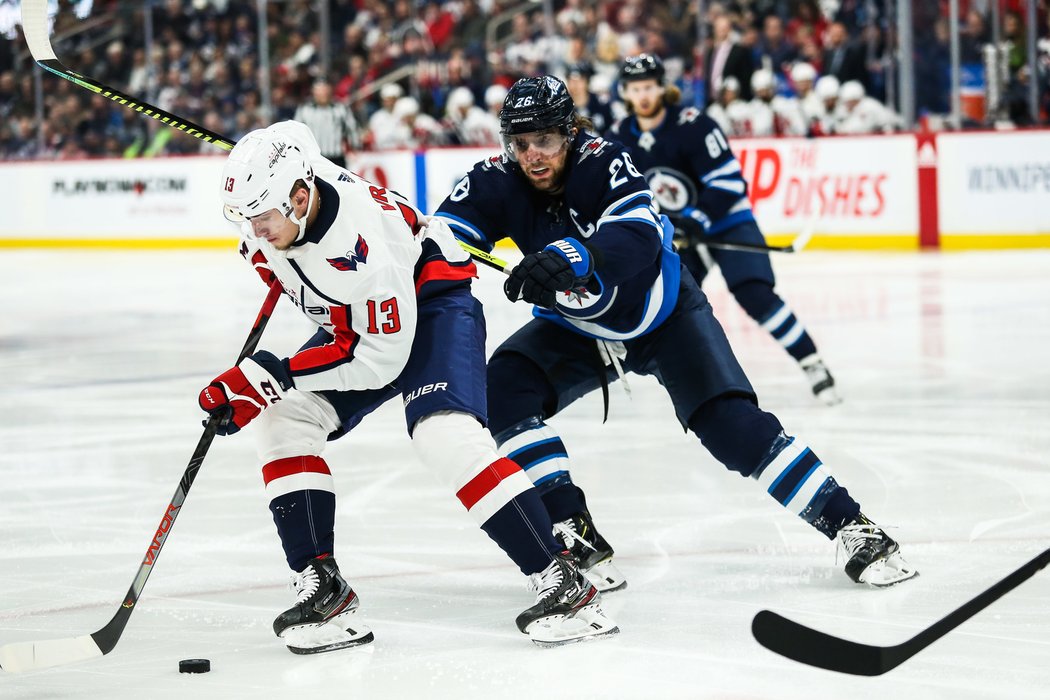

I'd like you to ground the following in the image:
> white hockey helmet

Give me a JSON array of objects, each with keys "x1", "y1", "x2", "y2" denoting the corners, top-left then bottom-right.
[
  {"x1": 814, "y1": 75, "x2": 841, "y2": 101},
  {"x1": 446, "y1": 86, "x2": 475, "y2": 115},
  {"x1": 485, "y1": 84, "x2": 509, "y2": 108},
  {"x1": 720, "y1": 76, "x2": 741, "y2": 96},
  {"x1": 839, "y1": 80, "x2": 865, "y2": 103},
  {"x1": 380, "y1": 82, "x2": 404, "y2": 100},
  {"x1": 393, "y1": 96, "x2": 420, "y2": 119},
  {"x1": 790, "y1": 62, "x2": 817, "y2": 85},
  {"x1": 751, "y1": 68, "x2": 775, "y2": 93},
  {"x1": 220, "y1": 126, "x2": 316, "y2": 240}
]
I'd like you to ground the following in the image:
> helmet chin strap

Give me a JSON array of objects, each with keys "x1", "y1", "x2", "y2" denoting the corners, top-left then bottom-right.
[{"x1": 287, "y1": 178, "x2": 317, "y2": 242}]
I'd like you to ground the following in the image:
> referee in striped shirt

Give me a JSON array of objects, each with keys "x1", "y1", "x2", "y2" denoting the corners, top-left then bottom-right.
[{"x1": 294, "y1": 80, "x2": 360, "y2": 168}]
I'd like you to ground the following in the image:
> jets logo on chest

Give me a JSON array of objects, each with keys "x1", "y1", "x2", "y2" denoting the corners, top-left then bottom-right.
[{"x1": 638, "y1": 131, "x2": 656, "y2": 151}]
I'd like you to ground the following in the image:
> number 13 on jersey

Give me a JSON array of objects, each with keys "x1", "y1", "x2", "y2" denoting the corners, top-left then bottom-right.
[{"x1": 366, "y1": 297, "x2": 401, "y2": 334}]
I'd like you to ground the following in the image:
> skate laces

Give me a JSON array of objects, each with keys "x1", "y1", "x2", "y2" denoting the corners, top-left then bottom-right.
[
  {"x1": 527, "y1": 558, "x2": 566, "y2": 602},
  {"x1": 553, "y1": 519, "x2": 597, "y2": 553},
  {"x1": 836, "y1": 523, "x2": 885, "y2": 564},
  {"x1": 290, "y1": 565, "x2": 321, "y2": 604}
]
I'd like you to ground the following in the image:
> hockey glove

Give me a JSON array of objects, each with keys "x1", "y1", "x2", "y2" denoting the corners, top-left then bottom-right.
[
  {"x1": 504, "y1": 238, "x2": 595, "y2": 309},
  {"x1": 671, "y1": 206, "x2": 712, "y2": 248},
  {"x1": 198, "y1": 351, "x2": 293, "y2": 436}
]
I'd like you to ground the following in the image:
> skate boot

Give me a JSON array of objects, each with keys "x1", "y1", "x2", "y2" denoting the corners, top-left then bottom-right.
[
  {"x1": 800, "y1": 354, "x2": 842, "y2": 405},
  {"x1": 837, "y1": 514, "x2": 918, "y2": 587},
  {"x1": 273, "y1": 554, "x2": 374, "y2": 654},
  {"x1": 553, "y1": 511, "x2": 627, "y2": 592},
  {"x1": 516, "y1": 551, "x2": 619, "y2": 647}
]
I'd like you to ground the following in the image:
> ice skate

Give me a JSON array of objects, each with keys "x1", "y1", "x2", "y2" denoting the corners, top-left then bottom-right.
[
  {"x1": 517, "y1": 551, "x2": 619, "y2": 647},
  {"x1": 553, "y1": 511, "x2": 627, "y2": 592},
  {"x1": 273, "y1": 555, "x2": 374, "y2": 654},
  {"x1": 837, "y1": 514, "x2": 918, "y2": 587},
  {"x1": 800, "y1": 354, "x2": 842, "y2": 405}
]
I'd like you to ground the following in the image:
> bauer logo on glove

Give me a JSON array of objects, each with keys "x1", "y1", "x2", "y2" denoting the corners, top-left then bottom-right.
[{"x1": 198, "y1": 351, "x2": 293, "y2": 435}]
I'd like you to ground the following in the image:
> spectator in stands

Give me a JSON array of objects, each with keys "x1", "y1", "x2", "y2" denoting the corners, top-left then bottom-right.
[
  {"x1": 705, "y1": 15, "x2": 755, "y2": 106},
  {"x1": 823, "y1": 21, "x2": 867, "y2": 88},
  {"x1": 756, "y1": 14, "x2": 798, "y2": 80},
  {"x1": 565, "y1": 62, "x2": 615, "y2": 134},
  {"x1": 294, "y1": 80, "x2": 360, "y2": 168},
  {"x1": 484, "y1": 84, "x2": 508, "y2": 119}
]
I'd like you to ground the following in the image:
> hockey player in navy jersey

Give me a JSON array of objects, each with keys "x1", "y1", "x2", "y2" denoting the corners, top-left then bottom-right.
[
  {"x1": 608, "y1": 54, "x2": 840, "y2": 405},
  {"x1": 199, "y1": 121, "x2": 617, "y2": 652},
  {"x1": 435, "y1": 76, "x2": 916, "y2": 595}
]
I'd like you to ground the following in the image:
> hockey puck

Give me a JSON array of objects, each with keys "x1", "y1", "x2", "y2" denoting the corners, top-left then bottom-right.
[{"x1": 179, "y1": 658, "x2": 210, "y2": 674}]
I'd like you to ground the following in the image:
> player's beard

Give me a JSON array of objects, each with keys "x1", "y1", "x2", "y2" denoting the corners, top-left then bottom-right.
[{"x1": 633, "y1": 98, "x2": 664, "y2": 120}]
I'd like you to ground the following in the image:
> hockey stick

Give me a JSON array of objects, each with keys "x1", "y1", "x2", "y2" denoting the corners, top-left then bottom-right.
[
  {"x1": 0, "y1": 282, "x2": 284, "y2": 673},
  {"x1": 21, "y1": 0, "x2": 231, "y2": 150},
  {"x1": 701, "y1": 217, "x2": 817, "y2": 255},
  {"x1": 751, "y1": 547, "x2": 1050, "y2": 676},
  {"x1": 20, "y1": 0, "x2": 513, "y2": 274}
]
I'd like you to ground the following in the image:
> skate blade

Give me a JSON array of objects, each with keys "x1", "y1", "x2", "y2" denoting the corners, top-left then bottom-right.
[
  {"x1": 860, "y1": 553, "x2": 919, "y2": 587},
  {"x1": 527, "y1": 604, "x2": 619, "y2": 648},
  {"x1": 583, "y1": 560, "x2": 628, "y2": 593},
  {"x1": 815, "y1": 387, "x2": 843, "y2": 406},
  {"x1": 281, "y1": 610, "x2": 374, "y2": 654}
]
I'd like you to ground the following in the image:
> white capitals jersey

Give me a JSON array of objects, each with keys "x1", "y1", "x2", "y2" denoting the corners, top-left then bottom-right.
[{"x1": 238, "y1": 121, "x2": 476, "y2": 394}]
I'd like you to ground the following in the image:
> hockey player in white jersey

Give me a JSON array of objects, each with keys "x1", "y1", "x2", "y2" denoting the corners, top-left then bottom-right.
[
  {"x1": 444, "y1": 86, "x2": 501, "y2": 146},
  {"x1": 835, "y1": 80, "x2": 901, "y2": 134},
  {"x1": 808, "y1": 75, "x2": 841, "y2": 135},
  {"x1": 200, "y1": 120, "x2": 617, "y2": 652},
  {"x1": 748, "y1": 69, "x2": 807, "y2": 137}
]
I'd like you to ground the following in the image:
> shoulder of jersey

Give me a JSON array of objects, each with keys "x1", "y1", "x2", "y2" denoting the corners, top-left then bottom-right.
[
  {"x1": 673, "y1": 105, "x2": 709, "y2": 129},
  {"x1": 572, "y1": 134, "x2": 621, "y2": 168}
]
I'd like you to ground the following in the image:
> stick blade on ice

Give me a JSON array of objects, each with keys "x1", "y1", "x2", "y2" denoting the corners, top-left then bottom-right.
[
  {"x1": 0, "y1": 635, "x2": 103, "y2": 673},
  {"x1": 751, "y1": 610, "x2": 891, "y2": 676}
]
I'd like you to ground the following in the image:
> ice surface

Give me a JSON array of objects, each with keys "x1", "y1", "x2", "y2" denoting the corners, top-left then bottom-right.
[{"x1": 1, "y1": 249, "x2": 1047, "y2": 699}]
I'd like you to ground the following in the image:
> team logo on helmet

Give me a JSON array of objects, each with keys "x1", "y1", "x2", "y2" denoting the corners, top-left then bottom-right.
[
  {"x1": 327, "y1": 234, "x2": 370, "y2": 271},
  {"x1": 645, "y1": 167, "x2": 696, "y2": 214}
]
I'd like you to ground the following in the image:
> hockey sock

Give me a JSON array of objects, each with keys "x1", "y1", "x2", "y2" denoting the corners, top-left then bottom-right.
[
  {"x1": 493, "y1": 416, "x2": 573, "y2": 492},
  {"x1": 263, "y1": 456, "x2": 337, "y2": 571},
  {"x1": 733, "y1": 281, "x2": 818, "y2": 362},
  {"x1": 455, "y1": 458, "x2": 564, "y2": 575},
  {"x1": 689, "y1": 396, "x2": 860, "y2": 537},
  {"x1": 751, "y1": 433, "x2": 861, "y2": 539}
]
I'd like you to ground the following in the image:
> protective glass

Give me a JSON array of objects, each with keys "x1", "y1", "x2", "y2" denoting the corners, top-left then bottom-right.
[
  {"x1": 242, "y1": 208, "x2": 287, "y2": 238},
  {"x1": 501, "y1": 129, "x2": 570, "y2": 160}
]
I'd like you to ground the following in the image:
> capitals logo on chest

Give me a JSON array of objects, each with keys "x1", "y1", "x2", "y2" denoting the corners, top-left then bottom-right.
[{"x1": 327, "y1": 234, "x2": 370, "y2": 271}]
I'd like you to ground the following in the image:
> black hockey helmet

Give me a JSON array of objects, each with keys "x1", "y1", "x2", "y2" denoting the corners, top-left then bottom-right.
[
  {"x1": 620, "y1": 53, "x2": 665, "y2": 85},
  {"x1": 499, "y1": 76, "x2": 576, "y2": 137}
]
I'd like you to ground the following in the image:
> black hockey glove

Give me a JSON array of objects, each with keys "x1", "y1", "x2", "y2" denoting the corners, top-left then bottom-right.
[{"x1": 504, "y1": 237, "x2": 595, "y2": 309}]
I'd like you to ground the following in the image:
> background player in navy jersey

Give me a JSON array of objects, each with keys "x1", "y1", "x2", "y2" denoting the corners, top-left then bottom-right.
[
  {"x1": 607, "y1": 54, "x2": 841, "y2": 405},
  {"x1": 435, "y1": 76, "x2": 916, "y2": 594},
  {"x1": 198, "y1": 121, "x2": 617, "y2": 652}
]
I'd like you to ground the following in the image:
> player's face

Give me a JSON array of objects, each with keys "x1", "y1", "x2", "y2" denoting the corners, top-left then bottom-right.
[
  {"x1": 623, "y1": 79, "x2": 664, "y2": 118},
  {"x1": 507, "y1": 128, "x2": 571, "y2": 193},
  {"x1": 248, "y1": 208, "x2": 298, "y2": 250}
]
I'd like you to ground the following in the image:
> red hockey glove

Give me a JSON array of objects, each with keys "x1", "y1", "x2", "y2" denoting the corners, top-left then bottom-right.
[{"x1": 198, "y1": 351, "x2": 293, "y2": 436}]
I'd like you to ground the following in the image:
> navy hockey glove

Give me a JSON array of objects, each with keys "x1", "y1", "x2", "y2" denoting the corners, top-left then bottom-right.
[
  {"x1": 504, "y1": 237, "x2": 595, "y2": 309},
  {"x1": 198, "y1": 351, "x2": 293, "y2": 436},
  {"x1": 671, "y1": 206, "x2": 712, "y2": 247}
]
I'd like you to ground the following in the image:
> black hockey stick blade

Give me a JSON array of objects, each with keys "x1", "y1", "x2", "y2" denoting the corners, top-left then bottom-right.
[
  {"x1": 752, "y1": 547, "x2": 1050, "y2": 676},
  {"x1": 0, "y1": 283, "x2": 282, "y2": 673}
]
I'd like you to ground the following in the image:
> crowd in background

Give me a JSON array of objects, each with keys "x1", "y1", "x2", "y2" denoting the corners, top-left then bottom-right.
[{"x1": 1, "y1": 0, "x2": 1049, "y2": 160}]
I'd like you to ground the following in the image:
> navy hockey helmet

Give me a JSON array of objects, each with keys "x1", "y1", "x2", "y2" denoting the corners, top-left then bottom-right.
[
  {"x1": 620, "y1": 54, "x2": 665, "y2": 85},
  {"x1": 499, "y1": 76, "x2": 576, "y2": 137}
]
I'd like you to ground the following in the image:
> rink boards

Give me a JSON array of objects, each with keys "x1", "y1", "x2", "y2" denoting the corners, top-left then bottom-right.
[{"x1": 1, "y1": 129, "x2": 1048, "y2": 250}]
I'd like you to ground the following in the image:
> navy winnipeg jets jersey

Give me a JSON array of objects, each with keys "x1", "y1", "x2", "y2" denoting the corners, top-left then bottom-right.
[
  {"x1": 607, "y1": 105, "x2": 756, "y2": 235},
  {"x1": 435, "y1": 132, "x2": 681, "y2": 340}
]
